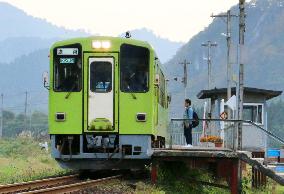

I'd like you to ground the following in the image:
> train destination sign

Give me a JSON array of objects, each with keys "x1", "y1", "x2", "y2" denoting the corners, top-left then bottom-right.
[
  {"x1": 59, "y1": 58, "x2": 75, "y2": 64},
  {"x1": 57, "y1": 48, "x2": 79, "y2": 55}
]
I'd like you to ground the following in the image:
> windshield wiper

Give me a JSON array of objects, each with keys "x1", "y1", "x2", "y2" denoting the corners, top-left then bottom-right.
[
  {"x1": 124, "y1": 79, "x2": 137, "y2": 100},
  {"x1": 65, "y1": 84, "x2": 77, "y2": 99},
  {"x1": 131, "y1": 93, "x2": 137, "y2": 99}
]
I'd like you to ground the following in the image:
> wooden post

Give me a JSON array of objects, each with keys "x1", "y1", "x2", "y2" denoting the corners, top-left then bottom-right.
[
  {"x1": 252, "y1": 151, "x2": 266, "y2": 188},
  {"x1": 230, "y1": 160, "x2": 239, "y2": 194},
  {"x1": 151, "y1": 161, "x2": 158, "y2": 184}
]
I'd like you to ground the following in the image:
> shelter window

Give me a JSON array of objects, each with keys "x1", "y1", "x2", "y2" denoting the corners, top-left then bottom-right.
[
  {"x1": 120, "y1": 44, "x2": 149, "y2": 92},
  {"x1": 90, "y1": 61, "x2": 112, "y2": 93},
  {"x1": 53, "y1": 44, "x2": 82, "y2": 92},
  {"x1": 243, "y1": 103, "x2": 263, "y2": 124}
]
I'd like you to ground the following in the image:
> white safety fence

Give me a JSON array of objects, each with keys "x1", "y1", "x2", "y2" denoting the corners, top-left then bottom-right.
[{"x1": 171, "y1": 132, "x2": 202, "y2": 146}]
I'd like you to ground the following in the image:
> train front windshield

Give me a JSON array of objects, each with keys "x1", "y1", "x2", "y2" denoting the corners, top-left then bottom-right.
[
  {"x1": 53, "y1": 44, "x2": 82, "y2": 92},
  {"x1": 120, "y1": 44, "x2": 149, "y2": 93}
]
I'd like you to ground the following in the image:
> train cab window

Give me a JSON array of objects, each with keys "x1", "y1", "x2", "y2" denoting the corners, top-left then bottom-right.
[
  {"x1": 120, "y1": 44, "x2": 149, "y2": 92},
  {"x1": 53, "y1": 45, "x2": 82, "y2": 92},
  {"x1": 90, "y1": 61, "x2": 112, "y2": 93}
]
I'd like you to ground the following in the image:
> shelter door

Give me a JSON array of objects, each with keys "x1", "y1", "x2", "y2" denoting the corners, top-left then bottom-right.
[{"x1": 88, "y1": 57, "x2": 114, "y2": 129}]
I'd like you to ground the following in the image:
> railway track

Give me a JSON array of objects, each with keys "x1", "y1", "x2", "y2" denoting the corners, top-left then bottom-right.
[
  {"x1": 22, "y1": 175, "x2": 121, "y2": 194},
  {"x1": 0, "y1": 174, "x2": 121, "y2": 194},
  {"x1": 0, "y1": 174, "x2": 79, "y2": 194}
]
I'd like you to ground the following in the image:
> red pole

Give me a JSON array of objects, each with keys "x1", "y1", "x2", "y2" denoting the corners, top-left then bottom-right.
[
  {"x1": 230, "y1": 160, "x2": 239, "y2": 194},
  {"x1": 151, "y1": 162, "x2": 158, "y2": 184}
]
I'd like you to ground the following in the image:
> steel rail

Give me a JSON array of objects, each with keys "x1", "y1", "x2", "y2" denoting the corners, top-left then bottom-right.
[
  {"x1": 0, "y1": 174, "x2": 78, "y2": 194},
  {"x1": 21, "y1": 175, "x2": 122, "y2": 194}
]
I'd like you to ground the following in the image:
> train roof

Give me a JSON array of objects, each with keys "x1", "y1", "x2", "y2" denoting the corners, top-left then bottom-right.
[
  {"x1": 50, "y1": 36, "x2": 164, "y2": 74},
  {"x1": 51, "y1": 36, "x2": 155, "y2": 53}
]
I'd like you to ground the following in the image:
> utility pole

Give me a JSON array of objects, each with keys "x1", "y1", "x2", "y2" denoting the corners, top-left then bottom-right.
[
  {"x1": 238, "y1": 1, "x2": 245, "y2": 192},
  {"x1": 24, "y1": 91, "x2": 28, "y2": 131},
  {"x1": 202, "y1": 41, "x2": 217, "y2": 136},
  {"x1": 0, "y1": 94, "x2": 3, "y2": 138},
  {"x1": 179, "y1": 60, "x2": 191, "y2": 99},
  {"x1": 29, "y1": 109, "x2": 32, "y2": 131},
  {"x1": 201, "y1": 41, "x2": 217, "y2": 90},
  {"x1": 211, "y1": 11, "x2": 238, "y2": 104},
  {"x1": 238, "y1": 0, "x2": 245, "y2": 151}
]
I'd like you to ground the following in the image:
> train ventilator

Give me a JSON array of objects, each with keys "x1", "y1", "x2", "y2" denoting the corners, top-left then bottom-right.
[{"x1": 44, "y1": 37, "x2": 170, "y2": 170}]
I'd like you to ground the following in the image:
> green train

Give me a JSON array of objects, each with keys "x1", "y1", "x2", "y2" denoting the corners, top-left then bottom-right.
[{"x1": 46, "y1": 36, "x2": 169, "y2": 170}]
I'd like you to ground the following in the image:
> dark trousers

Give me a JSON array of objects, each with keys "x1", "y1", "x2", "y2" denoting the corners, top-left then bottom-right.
[{"x1": 184, "y1": 125, "x2": 192, "y2": 145}]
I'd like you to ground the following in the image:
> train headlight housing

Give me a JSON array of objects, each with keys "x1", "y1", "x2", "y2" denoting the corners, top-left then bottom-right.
[
  {"x1": 102, "y1": 41, "x2": 111, "y2": 49},
  {"x1": 55, "y1": 112, "x2": 66, "y2": 122},
  {"x1": 92, "y1": 41, "x2": 102, "y2": 49},
  {"x1": 92, "y1": 40, "x2": 111, "y2": 49},
  {"x1": 136, "y1": 113, "x2": 146, "y2": 122}
]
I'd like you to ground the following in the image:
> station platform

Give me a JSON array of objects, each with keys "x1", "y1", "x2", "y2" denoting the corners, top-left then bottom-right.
[
  {"x1": 150, "y1": 146, "x2": 284, "y2": 194},
  {"x1": 153, "y1": 145, "x2": 238, "y2": 158}
]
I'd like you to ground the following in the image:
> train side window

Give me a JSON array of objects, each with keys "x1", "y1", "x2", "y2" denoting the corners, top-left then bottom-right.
[
  {"x1": 90, "y1": 61, "x2": 112, "y2": 93},
  {"x1": 120, "y1": 44, "x2": 149, "y2": 93}
]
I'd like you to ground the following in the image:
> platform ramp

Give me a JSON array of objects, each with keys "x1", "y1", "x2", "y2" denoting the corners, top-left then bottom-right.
[{"x1": 238, "y1": 151, "x2": 284, "y2": 185}]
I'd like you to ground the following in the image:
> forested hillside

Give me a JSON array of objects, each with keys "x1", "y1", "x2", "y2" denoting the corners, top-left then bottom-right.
[
  {"x1": 165, "y1": 0, "x2": 284, "y2": 116},
  {"x1": 268, "y1": 100, "x2": 284, "y2": 146}
]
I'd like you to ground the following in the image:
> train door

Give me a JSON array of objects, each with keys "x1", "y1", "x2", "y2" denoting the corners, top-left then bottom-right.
[
  {"x1": 83, "y1": 54, "x2": 118, "y2": 133},
  {"x1": 89, "y1": 57, "x2": 113, "y2": 128}
]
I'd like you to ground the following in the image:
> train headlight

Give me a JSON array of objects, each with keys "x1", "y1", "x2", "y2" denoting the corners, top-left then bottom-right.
[
  {"x1": 92, "y1": 41, "x2": 102, "y2": 49},
  {"x1": 92, "y1": 40, "x2": 111, "y2": 49},
  {"x1": 102, "y1": 41, "x2": 111, "y2": 49}
]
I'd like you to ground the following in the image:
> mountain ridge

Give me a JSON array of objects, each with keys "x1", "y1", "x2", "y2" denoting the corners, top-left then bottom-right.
[
  {"x1": 0, "y1": 2, "x2": 88, "y2": 40},
  {"x1": 165, "y1": 0, "x2": 284, "y2": 116}
]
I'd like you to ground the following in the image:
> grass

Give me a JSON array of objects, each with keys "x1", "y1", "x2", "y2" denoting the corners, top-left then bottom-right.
[
  {"x1": 82, "y1": 179, "x2": 166, "y2": 193},
  {"x1": 0, "y1": 138, "x2": 283, "y2": 193},
  {"x1": 155, "y1": 161, "x2": 229, "y2": 194},
  {"x1": 276, "y1": 185, "x2": 284, "y2": 193},
  {"x1": 145, "y1": 161, "x2": 284, "y2": 194},
  {"x1": 241, "y1": 165, "x2": 284, "y2": 194},
  {"x1": 0, "y1": 137, "x2": 67, "y2": 184}
]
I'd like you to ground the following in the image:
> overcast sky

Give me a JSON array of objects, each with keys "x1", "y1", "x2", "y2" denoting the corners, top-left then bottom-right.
[{"x1": 1, "y1": 0, "x2": 249, "y2": 42}]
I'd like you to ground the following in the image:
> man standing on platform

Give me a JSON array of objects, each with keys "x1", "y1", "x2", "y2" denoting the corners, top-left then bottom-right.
[{"x1": 183, "y1": 99, "x2": 193, "y2": 147}]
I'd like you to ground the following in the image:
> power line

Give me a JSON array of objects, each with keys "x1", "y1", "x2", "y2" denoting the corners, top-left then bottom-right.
[
  {"x1": 3, "y1": 101, "x2": 48, "y2": 109},
  {"x1": 0, "y1": 90, "x2": 47, "y2": 98}
]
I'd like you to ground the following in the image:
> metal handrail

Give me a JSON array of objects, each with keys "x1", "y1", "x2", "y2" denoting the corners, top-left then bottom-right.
[{"x1": 170, "y1": 118, "x2": 284, "y2": 145}]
